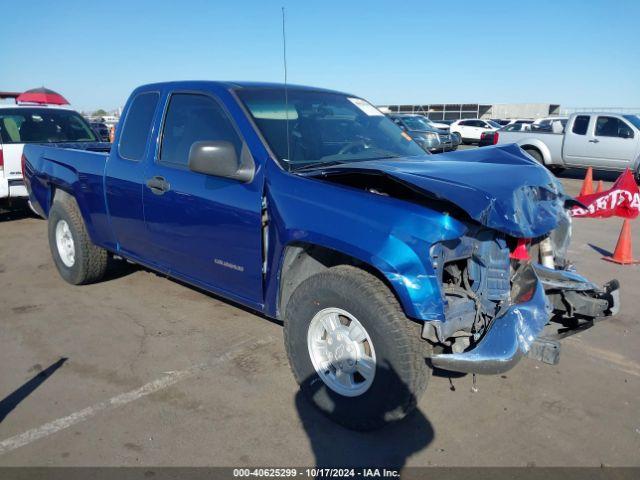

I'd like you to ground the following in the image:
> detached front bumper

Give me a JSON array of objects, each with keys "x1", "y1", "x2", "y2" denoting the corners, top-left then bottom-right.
[{"x1": 430, "y1": 263, "x2": 619, "y2": 375}]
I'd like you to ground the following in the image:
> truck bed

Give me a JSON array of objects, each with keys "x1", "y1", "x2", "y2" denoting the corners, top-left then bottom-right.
[
  {"x1": 23, "y1": 144, "x2": 113, "y2": 246},
  {"x1": 496, "y1": 130, "x2": 564, "y2": 166}
]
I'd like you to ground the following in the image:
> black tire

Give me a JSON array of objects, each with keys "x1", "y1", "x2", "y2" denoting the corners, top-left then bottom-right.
[
  {"x1": 524, "y1": 148, "x2": 544, "y2": 164},
  {"x1": 284, "y1": 265, "x2": 430, "y2": 430},
  {"x1": 48, "y1": 199, "x2": 109, "y2": 285},
  {"x1": 452, "y1": 132, "x2": 462, "y2": 145}
]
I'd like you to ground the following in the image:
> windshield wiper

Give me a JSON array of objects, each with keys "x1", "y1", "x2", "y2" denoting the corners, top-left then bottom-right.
[
  {"x1": 293, "y1": 154, "x2": 403, "y2": 172},
  {"x1": 293, "y1": 160, "x2": 345, "y2": 172}
]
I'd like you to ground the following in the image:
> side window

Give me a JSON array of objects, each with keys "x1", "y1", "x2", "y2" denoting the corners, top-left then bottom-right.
[
  {"x1": 119, "y1": 92, "x2": 159, "y2": 161},
  {"x1": 160, "y1": 93, "x2": 242, "y2": 168},
  {"x1": 572, "y1": 116, "x2": 590, "y2": 135},
  {"x1": 595, "y1": 116, "x2": 633, "y2": 138},
  {"x1": 458, "y1": 120, "x2": 469, "y2": 126}
]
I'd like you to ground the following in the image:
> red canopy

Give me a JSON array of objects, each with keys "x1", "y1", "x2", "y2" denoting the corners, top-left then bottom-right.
[{"x1": 17, "y1": 87, "x2": 69, "y2": 105}]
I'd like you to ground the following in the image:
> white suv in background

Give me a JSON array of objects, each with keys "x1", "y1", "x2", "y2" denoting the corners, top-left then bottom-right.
[
  {"x1": 449, "y1": 119, "x2": 501, "y2": 144},
  {"x1": 0, "y1": 104, "x2": 105, "y2": 206}
]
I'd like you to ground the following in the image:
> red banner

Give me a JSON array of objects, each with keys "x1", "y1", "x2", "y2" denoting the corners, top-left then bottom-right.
[{"x1": 570, "y1": 168, "x2": 640, "y2": 219}]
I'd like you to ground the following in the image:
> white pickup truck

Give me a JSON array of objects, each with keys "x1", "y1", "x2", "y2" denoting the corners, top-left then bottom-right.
[{"x1": 495, "y1": 113, "x2": 640, "y2": 178}]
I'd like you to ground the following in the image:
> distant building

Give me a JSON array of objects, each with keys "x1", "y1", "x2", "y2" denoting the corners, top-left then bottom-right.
[{"x1": 378, "y1": 103, "x2": 561, "y2": 120}]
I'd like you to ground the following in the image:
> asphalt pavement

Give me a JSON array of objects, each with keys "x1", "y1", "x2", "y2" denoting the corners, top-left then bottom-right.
[{"x1": 0, "y1": 163, "x2": 638, "y2": 467}]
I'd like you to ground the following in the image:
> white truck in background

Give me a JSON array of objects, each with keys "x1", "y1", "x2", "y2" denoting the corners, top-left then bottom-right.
[
  {"x1": 0, "y1": 104, "x2": 109, "y2": 207},
  {"x1": 495, "y1": 113, "x2": 640, "y2": 178}
]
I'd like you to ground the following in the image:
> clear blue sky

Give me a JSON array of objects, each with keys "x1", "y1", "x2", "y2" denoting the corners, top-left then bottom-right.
[{"x1": 4, "y1": 0, "x2": 639, "y2": 111}]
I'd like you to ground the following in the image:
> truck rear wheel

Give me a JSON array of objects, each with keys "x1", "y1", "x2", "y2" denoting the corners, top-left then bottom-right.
[
  {"x1": 524, "y1": 147, "x2": 544, "y2": 164},
  {"x1": 48, "y1": 199, "x2": 108, "y2": 285},
  {"x1": 284, "y1": 265, "x2": 430, "y2": 430}
]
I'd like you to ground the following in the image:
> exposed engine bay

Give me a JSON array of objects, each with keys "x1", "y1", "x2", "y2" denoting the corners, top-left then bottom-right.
[
  {"x1": 308, "y1": 166, "x2": 619, "y2": 372},
  {"x1": 426, "y1": 215, "x2": 619, "y2": 363}
]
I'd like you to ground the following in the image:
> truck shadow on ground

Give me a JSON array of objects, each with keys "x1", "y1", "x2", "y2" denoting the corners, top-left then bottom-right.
[
  {"x1": 0, "y1": 203, "x2": 38, "y2": 222},
  {"x1": 294, "y1": 363, "x2": 434, "y2": 469}
]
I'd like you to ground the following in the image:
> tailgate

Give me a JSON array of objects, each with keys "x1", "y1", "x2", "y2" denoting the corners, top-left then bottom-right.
[{"x1": 0, "y1": 143, "x2": 25, "y2": 180}]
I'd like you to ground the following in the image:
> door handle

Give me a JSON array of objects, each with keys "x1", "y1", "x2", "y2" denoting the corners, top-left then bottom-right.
[
  {"x1": 588, "y1": 139, "x2": 600, "y2": 143},
  {"x1": 146, "y1": 176, "x2": 170, "y2": 195}
]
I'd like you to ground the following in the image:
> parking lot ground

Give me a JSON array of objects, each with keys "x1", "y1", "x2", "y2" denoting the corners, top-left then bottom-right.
[{"x1": 0, "y1": 172, "x2": 639, "y2": 468}]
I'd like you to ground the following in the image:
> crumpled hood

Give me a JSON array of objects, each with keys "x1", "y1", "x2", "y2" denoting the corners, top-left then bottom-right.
[{"x1": 312, "y1": 144, "x2": 566, "y2": 238}]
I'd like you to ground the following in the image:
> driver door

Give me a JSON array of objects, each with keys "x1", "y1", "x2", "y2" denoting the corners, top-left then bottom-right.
[{"x1": 142, "y1": 91, "x2": 264, "y2": 305}]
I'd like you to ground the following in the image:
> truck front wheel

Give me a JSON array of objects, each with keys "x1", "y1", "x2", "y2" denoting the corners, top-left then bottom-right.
[
  {"x1": 284, "y1": 265, "x2": 430, "y2": 430},
  {"x1": 48, "y1": 199, "x2": 109, "y2": 285}
]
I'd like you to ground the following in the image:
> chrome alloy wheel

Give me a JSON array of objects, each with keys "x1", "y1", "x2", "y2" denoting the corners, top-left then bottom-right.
[
  {"x1": 307, "y1": 307, "x2": 377, "y2": 397},
  {"x1": 55, "y1": 220, "x2": 75, "y2": 267}
]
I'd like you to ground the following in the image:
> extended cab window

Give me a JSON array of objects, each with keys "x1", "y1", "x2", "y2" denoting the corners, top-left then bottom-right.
[
  {"x1": 160, "y1": 93, "x2": 242, "y2": 168},
  {"x1": 119, "y1": 92, "x2": 159, "y2": 161},
  {"x1": 595, "y1": 116, "x2": 634, "y2": 138},
  {"x1": 572, "y1": 116, "x2": 590, "y2": 135}
]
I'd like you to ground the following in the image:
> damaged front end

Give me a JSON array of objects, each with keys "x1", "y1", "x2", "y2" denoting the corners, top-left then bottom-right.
[
  {"x1": 305, "y1": 145, "x2": 619, "y2": 375},
  {"x1": 427, "y1": 217, "x2": 619, "y2": 375}
]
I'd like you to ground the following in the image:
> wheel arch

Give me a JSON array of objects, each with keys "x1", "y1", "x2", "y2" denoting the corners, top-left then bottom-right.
[
  {"x1": 276, "y1": 242, "x2": 427, "y2": 323},
  {"x1": 518, "y1": 141, "x2": 551, "y2": 165},
  {"x1": 47, "y1": 181, "x2": 101, "y2": 246}
]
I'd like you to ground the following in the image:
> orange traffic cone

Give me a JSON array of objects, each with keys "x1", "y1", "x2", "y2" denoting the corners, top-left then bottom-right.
[
  {"x1": 596, "y1": 180, "x2": 604, "y2": 193},
  {"x1": 603, "y1": 219, "x2": 639, "y2": 265},
  {"x1": 579, "y1": 167, "x2": 594, "y2": 197}
]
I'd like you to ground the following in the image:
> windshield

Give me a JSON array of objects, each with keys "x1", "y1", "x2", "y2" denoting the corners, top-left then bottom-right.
[
  {"x1": 487, "y1": 120, "x2": 502, "y2": 129},
  {"x1": 623, "y1": 115, "x2": 640, "y2": 130},
  {"x1": 237, "y1": 89, "x2": 426, "y2": 170},
  {"x1": 0, "y1": 108, "x2": 97, "y2": 144},
  {"x1": 399, "y1": 116, "x2": 434, "y2": 131}
]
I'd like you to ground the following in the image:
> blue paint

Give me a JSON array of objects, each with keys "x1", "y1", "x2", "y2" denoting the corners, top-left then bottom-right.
[{"x1": 23, "y1": 81, "x2": 567, "y2": 324}]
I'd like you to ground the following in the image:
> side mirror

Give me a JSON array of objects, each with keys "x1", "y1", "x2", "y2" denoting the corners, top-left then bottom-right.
[{"x1": 188, "y1": 141, "x2": 255, "y2": 183}]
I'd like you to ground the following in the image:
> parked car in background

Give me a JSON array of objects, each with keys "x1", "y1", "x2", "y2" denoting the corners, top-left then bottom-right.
[
  {"x1": 424, "y1": 118, "x2": 451, "y2": 130},
  {"x1": 479, "y1": 122, "x2": 533, "y2": 147},
  {"x1": 496, "y1": 112, "x2": 640, "y2": 177},
  {"x1": 22, "y1": 80, "x2": 618, "y2": 430},
  {"x1": 0, "y1": 105, "x2": 110, "y2": 206},
  {"x1": 531, "y1": 117, "x2": 568, "y2": 132},
  {"x1": 491, "y1": 119, "x2": 511, "y2": 126},
  {"x1": 478, "y1": 131, "x2": 498, "y2": 147},
  {"x1": 449, "y1": 118, "x2": 501, "y2": 144},
  {"x1": 503, "y1": 122, "x2": 532, "y2": 132},
  {"x1": 388, "y1": 114, "x2": 457, "y2": 153},
  {"x1": 505, "y1": 119, "x2": 534, "y2": 127},
  {"x1": 90, "y1": 121, "x2": 111, "y2": 142}
]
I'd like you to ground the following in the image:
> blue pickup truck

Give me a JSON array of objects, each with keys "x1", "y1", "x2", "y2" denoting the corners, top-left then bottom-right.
[{"x1": 23, "y1": 81, "x2": 619, "y2": 430}]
